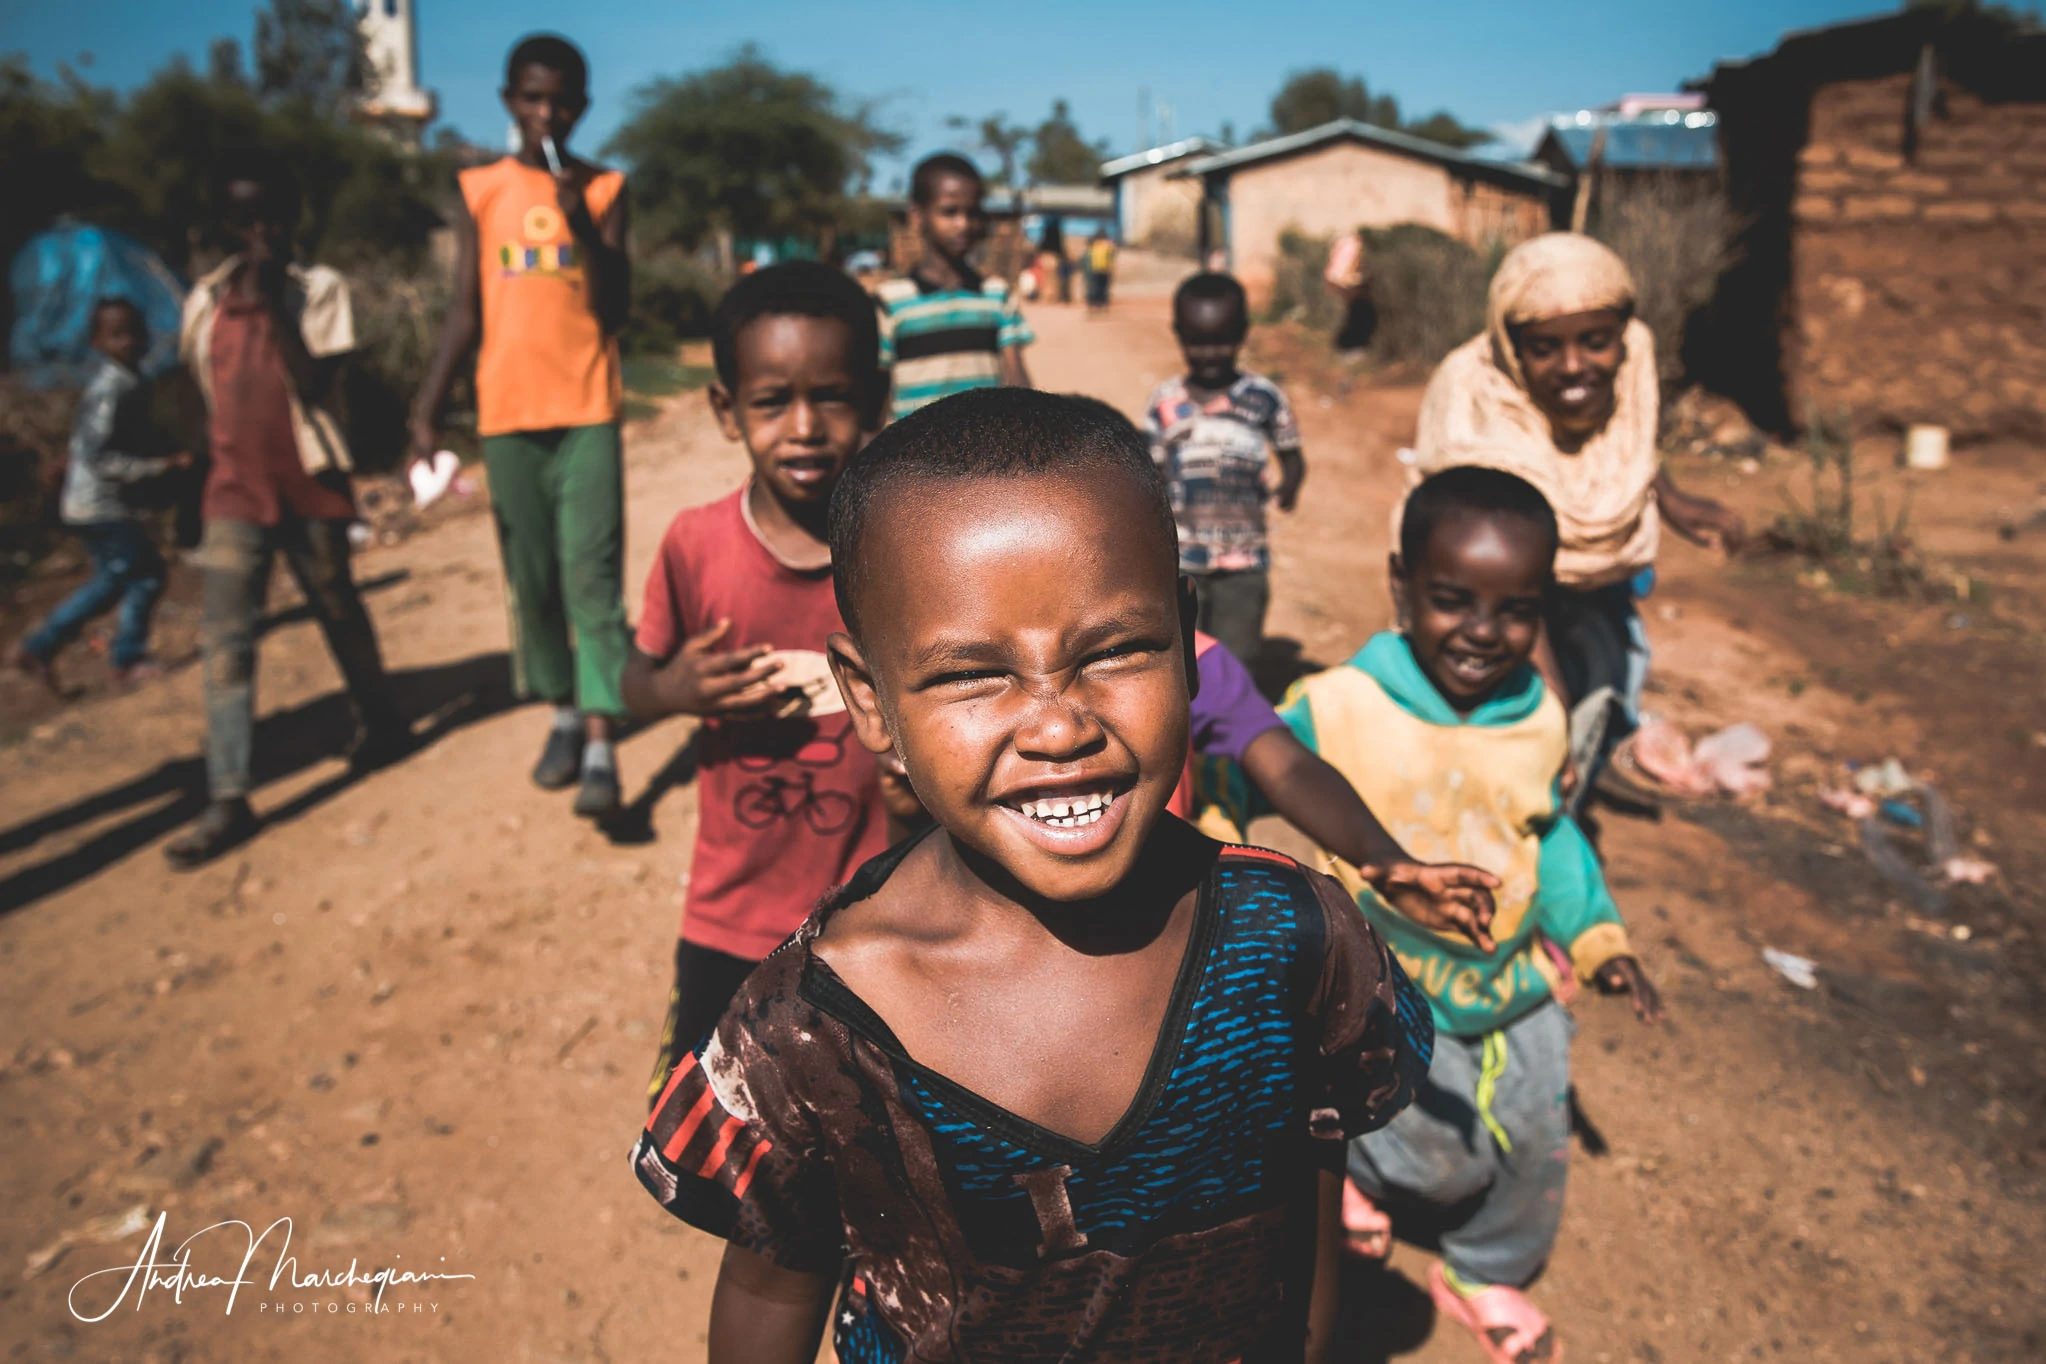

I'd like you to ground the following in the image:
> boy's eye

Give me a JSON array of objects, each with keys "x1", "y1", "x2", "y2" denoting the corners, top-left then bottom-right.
[{"x1": 1427, "y1": 590, "x2": 1471, "y2": 612}]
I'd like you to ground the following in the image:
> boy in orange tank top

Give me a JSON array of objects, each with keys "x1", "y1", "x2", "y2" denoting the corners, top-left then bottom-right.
[{"x1": 412, "y1": 32, "x2": 633, "y2": 820}]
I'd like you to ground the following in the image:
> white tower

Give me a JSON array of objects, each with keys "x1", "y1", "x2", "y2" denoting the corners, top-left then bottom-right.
[{"x1": 357, "y1": 0, "x2": 436, "y2": 125}]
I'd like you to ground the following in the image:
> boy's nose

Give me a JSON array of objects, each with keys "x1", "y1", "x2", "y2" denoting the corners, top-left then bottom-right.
[{"x1": 1011, "y1": 685, "x2": 1103, "y2": 761}]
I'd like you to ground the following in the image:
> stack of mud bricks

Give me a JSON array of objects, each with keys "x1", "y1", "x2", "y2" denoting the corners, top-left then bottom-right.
[{"x1": 1788, "y1": 73, "x2": 2046, "y2": 440}]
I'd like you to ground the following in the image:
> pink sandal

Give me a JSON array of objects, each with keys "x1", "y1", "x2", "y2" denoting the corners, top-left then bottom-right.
[
  {"x1": 1341, "y1": 1179, "x2": 1392, "y2": 1259},
  {"x1": 1428, "y1": 1260, "x2": 1561, "y2": 1364}
]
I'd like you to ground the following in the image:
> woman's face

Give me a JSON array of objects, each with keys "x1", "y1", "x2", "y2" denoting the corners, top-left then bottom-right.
[{"x1": 1511, "y1": 307, "x2": 1627, "y2": 441}]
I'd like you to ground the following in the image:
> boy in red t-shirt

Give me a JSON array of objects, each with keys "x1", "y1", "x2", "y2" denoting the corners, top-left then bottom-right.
[{"x1": 623, "y1": 263, "x2": 891, "y2": 1099}]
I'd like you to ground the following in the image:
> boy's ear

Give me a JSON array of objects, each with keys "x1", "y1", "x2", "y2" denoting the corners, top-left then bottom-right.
[
  {"x1": 826, "y1": 631, "x2": 895, "y2": 758},
  {"x1": 1387, "y1": 553, "x2": 1409, "y2": 630},
  {"x1": 1177, "y1": 576, "x2": 1201, "y2": 701},
  {"x1": 706, "y1": 382, "x2": 743, "y2": 442}
]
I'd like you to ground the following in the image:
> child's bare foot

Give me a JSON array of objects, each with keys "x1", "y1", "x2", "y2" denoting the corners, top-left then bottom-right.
[{"x1": 1341, "y1": 1179, "x2": 1392, "y2": 1259}]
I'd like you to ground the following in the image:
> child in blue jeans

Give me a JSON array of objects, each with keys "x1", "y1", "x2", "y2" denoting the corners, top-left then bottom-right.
[
  {"x1": 13, "y1": 300, "x2": 187, "y2": 691},
  {"x1": 1280, "y1": 466, "x2": 1665, "y2": 1364}
]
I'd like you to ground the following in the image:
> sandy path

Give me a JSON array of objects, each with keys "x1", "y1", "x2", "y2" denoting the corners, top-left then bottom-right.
[{"x1": 2, "y1": 276, "x2": 2038, "y2": 1363}]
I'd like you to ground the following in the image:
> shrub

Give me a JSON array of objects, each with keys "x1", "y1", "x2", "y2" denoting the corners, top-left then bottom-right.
[
  {"x1": 1357, "y1": 224, "x2": 1499, "y2": 369},
  {"x1": 1267, "y1": 224, "x2": 1499, "y2": 371},
  {"x1": 625, "y1": 249, "x2": 727, "y2": 357},
  {"x1": 344, "y1": 266, "x2": 457, "y2": 472},
  {"x1": 1590, "y1": 176, "x2": 1739, "y2": 390}
]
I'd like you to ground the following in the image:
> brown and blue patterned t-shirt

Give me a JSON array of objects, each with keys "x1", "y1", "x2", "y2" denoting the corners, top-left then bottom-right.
[
  {"x1": 631, "y1": 830, "x2": 1430, "y2": 1363},
  {"x1": 1145, "y1": 371, "x2": 1302, "y2": 574}
]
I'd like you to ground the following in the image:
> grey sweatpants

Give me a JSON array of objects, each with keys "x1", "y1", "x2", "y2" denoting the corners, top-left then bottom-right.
[{"x1": 1347, "y1": 1000, "x2": 1573, "y2": 1289}]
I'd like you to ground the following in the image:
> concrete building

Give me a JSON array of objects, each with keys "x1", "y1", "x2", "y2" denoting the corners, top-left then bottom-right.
[
  {"x1": 1099, "y1": 137, "x2": 1215, "y2": 255},
  {"x1": 357, "y1": 0, "x2": 436, "y2": 129},
  {"x1": 1695, "y1": 9, "x2": 2046, "y2": 437},
  {"x1": 1173, "y1": 120, "x2": 1564, "y2": 306}
]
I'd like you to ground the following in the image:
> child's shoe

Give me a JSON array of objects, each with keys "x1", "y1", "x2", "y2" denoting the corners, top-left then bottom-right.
[
  {"x1": 1427, "y1": 1260, "x2": 1560, "y2": 1364},
  {"x1": 11, "y1": 643, "x2": 59, "y2": 695},
  {"x1": 110, "y1": 659, "x2": 165, "y2": 690},
  {"x1": 532, "y1": 723, "x2": 583, "y2": 789}
]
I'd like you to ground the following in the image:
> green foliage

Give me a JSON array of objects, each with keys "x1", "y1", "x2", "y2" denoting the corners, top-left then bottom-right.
[
  {"x1": 254, "y1": 0, "x2": 369, "y2": 114},
  {"x1": 624, "y1": 250, "x2": 727, "y2": 357},
  {"x1": 0, "y1": 50, "x2": 449, "y2": 278},
  {"x1": 1266, "y1": 68, "x2": 1485, "y2": 148},
  {"x1": 605, "y1": 46, "x2": 901, "y2": 252},
  {"x1": 1025, "y1": 99, "x2": 1108, "y2": 185},
  {"x1": 946, "y1": 113, "x2": 1028, "y2": 188},
  {"x1": 1269, "y1": 69, "x2": 1399, "y2": 136}
]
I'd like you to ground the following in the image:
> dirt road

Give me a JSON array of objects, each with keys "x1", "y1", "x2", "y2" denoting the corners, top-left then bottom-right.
[{"x1": 3, "y1": 267, "x2": 2041, "y2": 1363}]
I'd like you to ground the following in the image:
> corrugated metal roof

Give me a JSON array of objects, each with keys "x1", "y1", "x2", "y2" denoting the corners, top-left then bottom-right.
[
  {"x1": 1540, "y1": 113, "x2": 1720, "y2": 170},
  {"x1": 1098, "y1": 137, "x2": 1218, "y2": 181},
  {"x1": 1175, "y1": 119, "x2": 1565, "y2": 191}
]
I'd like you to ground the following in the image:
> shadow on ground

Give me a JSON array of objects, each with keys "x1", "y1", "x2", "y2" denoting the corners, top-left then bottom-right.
[{"x1": 0, "y1": 649, "x2": 513, "y2": 914}]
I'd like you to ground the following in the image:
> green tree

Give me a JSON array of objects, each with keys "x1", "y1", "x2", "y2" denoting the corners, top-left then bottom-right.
[
  {"x1": 1267, "y1": 67, "x2": 1484, "y2": 148},
  {"x1": 945, "y1": 113, "x2": 1028, "y2": 188},
  {"x1": 605, "y1": 47, "x2": 901, "y2": 251},
  {"x1": 1025, "y1": 99, "x2": 1107, "y2": 185},
  {"x1": 1268, "y1": 69, "x2": 1398, "y2": 136},
  {"x1": 1400, "y1": 110, "x2": 1487, "y2": 150},
  {"x1": 254, "y1": 0, "x2": 369, "y2": 113},
  {"x1": 0, "y1": 58, "x2": 123, "y2": 276}
]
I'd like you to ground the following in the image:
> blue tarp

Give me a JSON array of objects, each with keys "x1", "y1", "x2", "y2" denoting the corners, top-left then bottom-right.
[{"x1": 8, "y1": 224, "x2": 186, "y2": 384}]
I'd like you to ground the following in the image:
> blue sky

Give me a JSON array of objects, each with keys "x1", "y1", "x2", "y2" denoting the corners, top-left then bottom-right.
[{"x1": 5, "y1": 1, "x2": 2026, "y2": 188}]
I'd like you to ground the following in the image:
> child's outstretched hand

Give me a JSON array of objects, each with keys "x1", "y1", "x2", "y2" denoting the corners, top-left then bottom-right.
[
  {"x1": 660, "y1": 619, "x2": 786, "y2": 718},
  {"x1": 1359, "y1": 860, "x2": 1499, "y2": 952},
  {"x1": 1594, "y1": 955, "x2": 1665, "y2": 1024}
]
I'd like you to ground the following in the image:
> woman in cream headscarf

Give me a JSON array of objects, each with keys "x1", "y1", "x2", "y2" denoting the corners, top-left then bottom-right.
[{"x1": 1406, "y1": 232, "x2": 1743, "y2": 794}]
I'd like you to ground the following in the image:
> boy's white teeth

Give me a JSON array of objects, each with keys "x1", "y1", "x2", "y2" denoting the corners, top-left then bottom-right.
[{"x1": 1016, "y1": 792, "x2": 1111, "y2": 827}]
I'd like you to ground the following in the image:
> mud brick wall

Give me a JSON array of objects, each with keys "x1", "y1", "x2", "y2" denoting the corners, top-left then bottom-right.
[{"x1": 1788, "y1": 73, "x2": 2046, "y2": 438}]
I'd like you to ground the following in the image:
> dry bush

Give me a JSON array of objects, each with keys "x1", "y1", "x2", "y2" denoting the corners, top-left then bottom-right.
[
  {"x1": 1266, "y1": 225, "x2": 1499, "y2": 371},
  {"x1": 1591, "y1": 176, "x2": 1739, "y2": 389},
  {"x1": 1266, "y1": 230, "x2": 1345, "y2": 333},
  {"x1": 1358, "y1": 224, "x2": 1499, "y2": 369}
]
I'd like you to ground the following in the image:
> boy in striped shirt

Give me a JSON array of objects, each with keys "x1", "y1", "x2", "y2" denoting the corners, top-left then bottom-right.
[{"x1": 874, "y1": 153, "x2": 1033, "y2": 419}]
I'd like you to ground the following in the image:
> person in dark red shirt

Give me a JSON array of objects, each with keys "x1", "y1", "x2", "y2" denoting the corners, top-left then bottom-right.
[
  {"x1": 621, "y1": 263, "x2": 891, "y2": 1101},
  {"x1": 166, "y1": 149, "x2": 406, "y2": 868}
]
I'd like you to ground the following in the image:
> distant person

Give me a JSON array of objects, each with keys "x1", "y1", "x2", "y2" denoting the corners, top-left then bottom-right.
[
  {"x1": 1283, "y1": 466, "x2": 1663, "y2": 1364},
  {"x1": 1084, "y1": 228, "x2": 1116, "y2": 308},
  {"x1": 631, "y1": 388, "x2": 1429, "y2": 1363},
  {"x1": 1404, "y1": 232, "x2": 1745, "y2": 794},
  {"x1": 12, "y1": 300, "x2": 188, "y2": 693},
  {"x1": 167, "y1": 150, "x2": 407, "y2": 869},
  {"x1": 622, "y1": 263, "x2": 889, "y2": 1103},
  {"x1": 875, "y1": 153, "x2": 1033, "y2": 420},
  {"x1": 1144, "y1": 271, "x2": 1304, "y2": 665},
  {"x1": 411, "y1": 32, "x2": 633, "y2": 819}
]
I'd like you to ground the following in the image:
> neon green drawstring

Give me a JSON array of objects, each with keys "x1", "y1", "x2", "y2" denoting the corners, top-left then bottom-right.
[{"x1": 1475, "y1": 1032, "x2": 1513, "y2": 1154}]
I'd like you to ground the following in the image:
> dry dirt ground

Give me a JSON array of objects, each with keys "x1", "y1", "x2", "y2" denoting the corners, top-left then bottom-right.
[{"x1": 3, "y1": 258, "x2": 2042, "y2": 1363}]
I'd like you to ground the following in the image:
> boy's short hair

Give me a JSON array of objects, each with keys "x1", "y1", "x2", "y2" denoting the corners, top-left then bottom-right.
[
  {"x1": 829, "y1": 387, "x2": 1174, "y2": 635},
  {"x1": 90, "y1": 297, "x2": 145, "y2": 336},
  {"x1": 212, "y1": 145, "x2": 300, "y2": 220},
  {"x1": 910, "y1": 153, "x2": 983, "y2": 206},
  {"x1": 709, "y1": 261, "x2": 881, "y2": 393},
  {"x1": 505, "y1": 32, "x2": 588, "y2": 95},
  {"x1": 1399, "y1": 465, "x2": 1560, "y2": 572},
  {"x1": 1173, "y1": 272, "x2": 1248, "y2": 331}
]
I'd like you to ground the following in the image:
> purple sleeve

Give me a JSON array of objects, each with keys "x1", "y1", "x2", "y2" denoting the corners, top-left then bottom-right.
[{"x1": 1190, "y1": 641, "x2": 1286, "y2": 762}]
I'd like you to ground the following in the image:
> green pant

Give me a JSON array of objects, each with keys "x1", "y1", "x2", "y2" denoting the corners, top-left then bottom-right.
[{"x1": 483, "y1": 424, "x2": 628, "y2": 717}]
